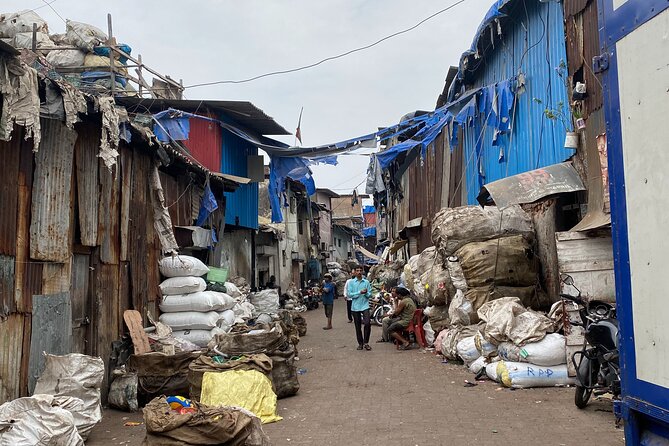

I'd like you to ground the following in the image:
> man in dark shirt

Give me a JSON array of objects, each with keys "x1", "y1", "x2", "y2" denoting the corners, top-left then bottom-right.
[{"x1": 321, "y1": 273, "x2": 336, "y2": 330}]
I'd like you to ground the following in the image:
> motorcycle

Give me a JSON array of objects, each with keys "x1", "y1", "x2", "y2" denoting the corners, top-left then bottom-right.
[
  {"x1": 560, "y1": 274, "x2": 620, "y2": 409},
  {"x1": 369, "y1": 291, "x2": 393, "y2": 326},
  {"x1": 302, "y1": 281, "x2": 321, "y2": 311}
]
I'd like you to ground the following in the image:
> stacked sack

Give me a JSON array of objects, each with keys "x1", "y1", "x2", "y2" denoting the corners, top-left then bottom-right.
[{"x1": 158, "y1": 256, "x2": 236, "y2": 348}]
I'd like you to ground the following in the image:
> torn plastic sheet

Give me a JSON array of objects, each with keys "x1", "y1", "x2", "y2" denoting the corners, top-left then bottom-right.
[
  {"x1": 0, "y1": 56, "x2": 41, "y2": 151},
  {"x1": 153, "y1": 109, "x2": 191, "y2": 142},
  {"x1": 98, "y1": 96, "x2": 120, "y2": 169},
  {"x1": 269, "y1": 156, "x2": 316, "y2": 223},
  {"x1": 196, "y1": 181, "x2": 219, "y2": 226},
  {"x1": 150, "y1": 163, "x2": 179, "y2": 253}
]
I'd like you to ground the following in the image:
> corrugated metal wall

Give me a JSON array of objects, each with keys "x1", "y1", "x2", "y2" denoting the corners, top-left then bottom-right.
[
  {"x1": 183, "y1": 115, "x2": 222, "y2": 173},
  {"x1": 220, "y1": 128, "x2": 259, "y2": 229},
  {"x1": 462, "y1": 0, "x2": 574, "y2": 204}
]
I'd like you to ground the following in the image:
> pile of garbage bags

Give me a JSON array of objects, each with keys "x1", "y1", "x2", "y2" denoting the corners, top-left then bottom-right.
[
  {"x1": 0, "y1": 10, "x2": 137, "y2": 94},
  {"x1": 418, "y1": 205, "x2": 574, "y2": 388}
]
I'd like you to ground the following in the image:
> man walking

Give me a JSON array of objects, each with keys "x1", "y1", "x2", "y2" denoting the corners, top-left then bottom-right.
[
  {"x1": 343, "y1": 271, "x2": 355, "y2": 323},
  {"x1": 321, "y1": 273, "x2": 335, "y2": 330},
  {"x1": 347, "y1": 266, "x2": 372, "y2": 351}
]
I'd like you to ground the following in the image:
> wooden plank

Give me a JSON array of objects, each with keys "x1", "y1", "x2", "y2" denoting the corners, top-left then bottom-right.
[
  {"x1": 0, "y1": 134, "x2": 20, "y2": 256},
  {"x1": 71, "y1": 254, "x2": 91, "y2": 354},
  {"x1": 29, "y1": 292, "x2": 72, "y2": 393},
  {"x1": 98, "y1": 160, "x2": 120, "y2": 264},
  {"x1": 118, "y1": 262, "x2": 131, "y2": 337},
  {"x1": 95, "y1": 262, "x2": 119, "y2": 402},
  {"x1": 129, "y1": 151, "x2": 149, "y2": 312},
  {"x1": 30, "y1": 120, "x2": 76, "y2": 262},
  {"x1": 42, "y1": 260, "x2": 72, "y2": 295},
  {"x1": 15, "y1": 136, "x2": 36, "y2": 313},
  {"x1": 0, "y1": 313, "x2": 25, "y2": 403},
  {"x1": 119, "y1": 146, "x2": 133, "y2": 262},
  {"x1": 74, "y1": 124, "x2": 100, "y2": 247},
  {"x1": 123, "y1": 310, "x2": 150, "y2": 355}
]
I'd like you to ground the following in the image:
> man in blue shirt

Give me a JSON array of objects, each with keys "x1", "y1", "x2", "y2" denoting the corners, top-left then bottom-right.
[
  {"x1": 346, "y1": 266, "x2": 372, "y2": 350},
  {"x1": 321, "y1": 273, "x2": 336, "y2": 330}
]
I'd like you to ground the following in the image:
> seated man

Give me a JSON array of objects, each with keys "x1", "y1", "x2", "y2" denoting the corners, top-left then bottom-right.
[
  {"x1": 377, "y1": 288, "x2": 400, "y2": 343},
  {"x1": 387, "y1": 287, "x2": 417, "y2": 350}
]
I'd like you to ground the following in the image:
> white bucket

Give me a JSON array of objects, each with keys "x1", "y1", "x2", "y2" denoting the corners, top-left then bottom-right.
[{"x1": 564, "y1": 132, "x2": 579, "y2": 149}]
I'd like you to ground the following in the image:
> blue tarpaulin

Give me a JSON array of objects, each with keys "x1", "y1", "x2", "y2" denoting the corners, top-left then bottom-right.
[
  {"x1": 363, "y1": 205, "x2": 376, "y2": 214},
  {"x1": 362, "y1": 227, "x2": 376, "y2": 237},
  {"x1": 196, "y1": 181, "x2": 218, "y2": 226}
]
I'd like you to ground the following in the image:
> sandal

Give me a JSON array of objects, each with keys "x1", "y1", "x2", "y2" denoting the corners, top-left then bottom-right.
[
  {"x1": 398, "y1": 343, "x2": 412, "y2": 351},
  {"x1": 357, "y1": 345, "x2": 363, "y2": 350},
  {"x1": 364, "y1": 344, "x2": 372, "y2": 351}
]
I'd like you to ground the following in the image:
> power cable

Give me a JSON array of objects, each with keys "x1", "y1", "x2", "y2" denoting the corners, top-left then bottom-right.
[{"x1": 184, "y1": 0, "x2": 469, "y2": 88}]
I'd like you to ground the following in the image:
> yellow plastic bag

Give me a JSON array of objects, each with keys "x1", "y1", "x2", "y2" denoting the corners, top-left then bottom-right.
[{"x1": 200, "y1": 370, "x2": 282, "y2": 424}]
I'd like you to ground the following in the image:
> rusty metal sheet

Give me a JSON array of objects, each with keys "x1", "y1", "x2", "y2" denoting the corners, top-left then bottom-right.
[
  {"x1": 129, "y1": 150, "x2": 150, "y2": 312},
  {"x1": 75, "y1": 123, "x2": 100, "y2": 247},
  {"x1": 564, "y1": 0, "x2": 589, "y2": 18},
  {"x1": 478, "y1": 162, "x2": 586, "y2": 209},
  {"x1": 17, "y1": 261, "x2": 42, "y2": 314},
  {"x1": 28, "y1": 292, "x2": 72, "y2": 393},
  {"x1": 42, "y1": 260, "x2": 72, "y2": 295},
  {"x1": 30, "y1": 119, "x2": 76, "y2": 262},
  {"x1": 98, "y1": 160, "x2": 121, "y2": 264},
  {"x1": 120, "y1": 146, "x2": 133, "y2": 261},
  {"x1": 118, "y1": 262, "x2": 131, "y2": 330},
  {"x1": 94, "y1": 263, "x2": 119, "y2": 402},
  {"x1": 71, "y1": 254, "x2": 91, "y2": 354},
  {"x1": 0, "y1": 313, "x2": 25, "y2": 403},
  {"x1": 581, "y1": 0, "x2": 603, "y2": 115},
  {"x1": 0, "y1": 255, "x2": 16, "y2": 317},
  {"x1": 0, "y1": 133, "x2": 20, "y2": 256},
  {"x1": 15, "y1": 136, "x2": 36, "y2": 313}
]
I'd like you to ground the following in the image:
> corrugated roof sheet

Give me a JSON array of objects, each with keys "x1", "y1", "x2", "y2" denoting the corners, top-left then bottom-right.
[
  {"x1": 0, "y1": 132, "x2": 20, "y2": 257},
  {"x1": 221, "y1": 128, "x2": 259, "y2": 229},
  {"x1": 0, "y1": 313, "x2": 26, "y2": 403},
  {"x1": 117, "y1": 97, "x2": 290, "y2": 136}
]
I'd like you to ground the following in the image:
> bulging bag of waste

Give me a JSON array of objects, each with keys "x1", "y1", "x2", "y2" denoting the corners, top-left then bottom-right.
[
  {"x1": 127, "y1": 352, "x2": 200, "y2": 405},
  {"x1": 160, "y1": 277, "x2": 207, "y2": 295},
  {"x1": 160, "y1": 291, "x2": 235, "y2": 313},
  {"x1": 65, "y1": 19, "x2": 107, "y2": 51},
  {"x1": 455, "y1": 235, "x2": 538, "y2": 288},
  {"x1": 46, "y1": 49, "x2": 86, "y2": 68},
  {"x1": 0, "y1": 395, "x2": 83, "y2": 445},
  {"x1": 423, "y1": 320, "x2": 435, "y2": 347},
  {"x1": 201, "y1": 370, "x2": 282, "y2": 424},
  {"x1": 440, "y1": 325, "x2": 481, "y2": 360},
  {"x1": 465, "y1": 285, "x2": 545, "y2": 312},
  {"x1": 496, "y1": 361, "x2": 577, "y2": 388},
  {"x1": 474, "y1": 331, "x2": 498, "y2": 358},
  {"x1": 426, "y1": 258, "x2": 453, "y2": 306},
  {"x1": 224, "y1": 281, "x2": 243, "y2": 298},
  {"x1": 12, "y1": 31, "x2": 53, "y2": 49},
  {"x1": 446, "y1": 255, "x2": 468, "y2": 291},
  {"x1": 209, "y1": 323, "x2": 286, "y2": 355},
  {"x1": 478, "y1": 297, "x2": 554, "y2": 345},
  {"x1": 143, "y1": 396, "x2": 270, "y2": 446},
  {"x1": 108, "y1": 372, "x2": 139, "y2": 412},
  {"x1": 486, "y1": 361, "x2": 500, "y2": 382},
  {"x1": 33, "y1": 353, "x2": 104, "y2": 440},
  {"x1": 159, "y1": 255, "x2": 210, "y2": 278},
  {"x1": 268, "y1": 344, "x2": 300, "y2": 398},
  {"x1": 0, "y1": 10, "x2": 49, "y2": 38},
  {"x1": 469, "y1": 356, "x2": 487, "y2": 375},
  {"x1": 456, "y1": 336, "x2": 481, "y2": 366},
  {"x1": 218, "y1": 309, "x2": 236, "y2": 327},
  {"x1": 159, "y1": 311, "x2": 222, "y2": 330},
  {"x1": 427, "y1": 304, "x2": 450, "y2": 333},
  {"x1": 431, "y1": 205, "x2": 534, "y2": 256},
  {"x1": 250, "y1": 289, "x2": 280, "y2": 315},
  {"x1": 232, "y1": 301, "x2": 255, "y2": 323},
  {"x1": 497, "y1": 333, "x2": 567, "y2": 366},
  {"x1": 449, "y1": 289, "x2": 475, "y2": 326},
  {"x1": 188, "y1": 353, "x2": 273, "y2": 401}
]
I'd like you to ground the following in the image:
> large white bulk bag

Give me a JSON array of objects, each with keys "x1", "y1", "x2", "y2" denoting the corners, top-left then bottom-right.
[
  {"x1": 496, "y1": 361, "x2": 577, "y2": 388},
  {"x1": 159, "y1": 292, "x2": 235, "y2": 313},
  {"x1": 249, "y1": 289, "x2": 280, "y2": 315},
  {"x1": 159, "y1": 255, "x2": 209, "y2": 278},
  {"x1": 456, "y1": 336, "x2": 481, "y2": 366},
  {"x1": 0, "y1": 10, "x2": 48, "y2": 38},
  {"x1": 46, "y1": 49, "x2": 86, "y2": 68},
  {"x1": 159, "y1": 277, "x2": 207, "y2": 295},
  {"x1": 497, "y1": 333, "x2": 567, "y2": 366},
  {"x1": 159, "y1": 311, "x2": 221, "y2": 330}
]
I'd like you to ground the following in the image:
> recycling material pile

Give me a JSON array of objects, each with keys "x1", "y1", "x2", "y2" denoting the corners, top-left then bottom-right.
[
  {"x1": 327, "y1": 261, "x2": 351, "y2": 297},
  {"x1": 0, "y1": 10, "x2": 136, "y2": 94},
  {"x1": 416, "y1": 205, "x2": 574, "y2": 388}
]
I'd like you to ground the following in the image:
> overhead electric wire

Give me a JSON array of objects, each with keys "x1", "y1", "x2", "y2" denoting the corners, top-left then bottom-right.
[{"x1": 184, "y1": 0, "x2": 469, "y2": 88}]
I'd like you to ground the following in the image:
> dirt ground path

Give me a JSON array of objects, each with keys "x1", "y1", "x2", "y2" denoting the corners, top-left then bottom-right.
[{"x1": 88, "y1": 300, "x2": 624, "y2": 445}]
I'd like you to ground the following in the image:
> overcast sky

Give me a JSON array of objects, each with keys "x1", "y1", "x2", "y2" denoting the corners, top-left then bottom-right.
[{"x1": 8, "y1": 0, "x2": 492, "y2": 193}]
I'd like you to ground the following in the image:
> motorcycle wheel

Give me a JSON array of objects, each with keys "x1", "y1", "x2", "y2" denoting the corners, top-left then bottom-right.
[
  {"x1": 574, "y1": 385, "x2": 592, "y2": 409},
  {"x1": 373, "y1": 306, "x2": 391, "y2": 326}
]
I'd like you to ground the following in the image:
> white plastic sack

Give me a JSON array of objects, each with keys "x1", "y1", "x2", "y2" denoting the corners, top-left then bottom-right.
[
  {"x1": 250, "y1": 289, "x2": 280, "y2": 315},
  {"x1": 45, "y1": 49, "x2": 86, "y2": 68},
  {"x1": 224, "y1": 281, "x2": 242, "y2": 298},
  {"x1": 65, "y1": 19, "x2": 107, "y2": 51},
  {"x1": 497, "y1": 333, "x2": 567, "y2": 366},
  {"x1": 423, "y1": 320, "x2": 435, "y2": 347},
  {"x1": 440, "y1": 325, "x2": 480, "y2": 360},
  {"x1": 160, "y1": 291, "x2": 235, "y2": 313},
  {"x1": 486, "y1": 361, "x2": 500, "y2": 382},
  {"x1": 256, "y1": 313, "x2": 273, "y2": 325},
  {"x1": 448, "y1": 289, "x2": 474, "y2": 326},
  {"x1": 172, "y1": 327, "x2": 226, "y2": 348},
  {"x1": 33, "y1": 353, "x2": 104, "y2": 440},
  {"x1": 160, "y1": 276, "x2": 207, "y2": 296},
  {"x1": 12, "y1": 31, "x2": 53, "y2": 49},
  {"x1": 159, "y1": 311, "x2": 221, "y2": 330},
  {"x1": 474, "y1": 331, "x2": 498, "y2": 358},
  {"x1": 446, "y1": 255, "x2": 468, "y2": 291},
  {"x1": 159, "y1": 255, "x2": 209, "y2": 278},
  {"x1": 469, "y1": 356, "x2": 487, "y2": 375},
  {"x1": 0, "y1": 395, "x2": 83, "y2": 445},
  {"x1": 217, "y1": 309, "x2": 236, "y2": 327},
  {"x1": 232, "y1": 301, "x2": 255, "y2": 323},
  {"x1": 0, "y1": 11, "x2": 48, "y2": 38},
  {"x1": 496, "y1": 361, "x2": 577, "y2": 388},
  {"x1": 456, "y1": 336, "x2": 481, "y2": 366}
]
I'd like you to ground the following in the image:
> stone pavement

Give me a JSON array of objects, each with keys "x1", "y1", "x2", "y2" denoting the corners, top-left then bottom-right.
[{"x1": 88, "y1": 300, "x2": 625, "y2": 445}]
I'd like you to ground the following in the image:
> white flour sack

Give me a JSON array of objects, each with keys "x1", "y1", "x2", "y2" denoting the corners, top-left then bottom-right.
[{"x1": 159, "y1": 255, "x2": 210, "y2": 278}]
